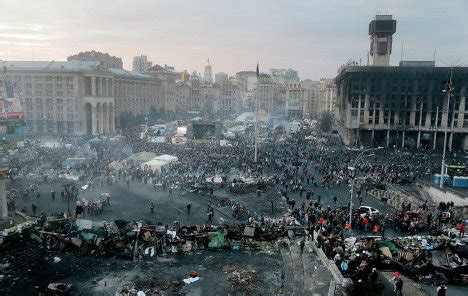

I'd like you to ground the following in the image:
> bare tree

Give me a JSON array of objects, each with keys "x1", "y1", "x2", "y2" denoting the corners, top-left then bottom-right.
[{"x1": 319, "y1": 111, "x2": 333, "y2": 133}]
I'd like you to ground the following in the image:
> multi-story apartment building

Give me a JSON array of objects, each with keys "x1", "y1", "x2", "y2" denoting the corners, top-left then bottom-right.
[
  {"x1": 319, "y1": 78, "x2": 337, "y2": 114},
  {"x1": 301, "y1": 80, "x2": 320, "y2": 117},
  {"x1": 254, "y1": 75, "x2": 287, "y2": 115},
  {"x1": 285, "y1": 83, "x2": 304, "y2": 117},
  {"x1": 174, "y1": 77, "x2": 240, "y2": 117},
  {"x1": 218, "y1": 79, "x2": 240, "y2": 117},
  {"x1": 270, "y1": 68, "x2": 300, "y2": 85},
  {"x1": 215, "y1": 72, "x2": 228, "y2": 84},
  {"x1": 236, "y1": 71, "x2": 257, "y2": 92},
  {"x1": 67, "y1": 50, "x2": 123, "y2": 69},
  {"x1": 132, "y1": 55, "x2": 153, "y2": 73},
  {"x1": 335, "y1": 65, "x2": 468, "y2": 150}
]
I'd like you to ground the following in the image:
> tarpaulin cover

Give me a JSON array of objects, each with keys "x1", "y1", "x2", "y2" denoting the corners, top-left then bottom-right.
[
  {"x1": 375, "y1": 240, "x2": 400, "y2": 253},
  {"x1": 207, "y1": 232, "x2": 226, "y2": 248},
  {"x1": 80, "y1": 232, "x2": 97, "y2": 241}
]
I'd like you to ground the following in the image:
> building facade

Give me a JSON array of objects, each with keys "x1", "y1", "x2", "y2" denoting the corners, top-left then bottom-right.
[
  {"x1": 270, "y1": 68, "x2": 300, "y2": 85},
  {"x1": 215, "y1": 72, "x2": 228, "y2": 84},
  {"x1": 236, "y1": 71, "x2": 257, "y2": 92},
  {"x1": 146, "y1": 64, "x2": 177, "y2": 113},
  {"x1": 335, "y1": 65, "x2": 468, "y2": 151},
  {"x1": 1, "y1": 61, "x2": 115, "y2": 135},
  {"x1": 132, "y1": 55, "x2": 153, "y2": 73},
  {"x1": 174, "y1": 77, "x2": 240, "y2": 117},
  {"x1": 255, "y1": 75, "x2": 285, "y2": 114},
  {"x1": 0, "y1": 60, "x2": 179, "y2": 135},
  {"x1": 110, "y1": 68, "x2": 159, "y2": 125},
  {"x1": 285, "y1": 83, "x2": 304, "y2": 117},
  {"x1": 369, "y1": 15, "x2": 397, "y2": 66},
  {"x1": 203, "y1": 60, "x2": 213, "y2": 83},
  {"x1": 318, "y1": 78, "x2": 337, "y2": 114},
  {"x1": 67, "y1": 51, "x2": 123, "y2": 69},
  {"x1": 301, "y1": 80, "x2": 320, "y2": 117}
]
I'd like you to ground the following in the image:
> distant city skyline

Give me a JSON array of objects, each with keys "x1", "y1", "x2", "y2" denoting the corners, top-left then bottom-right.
[{"x1": 0, "y1": 0, "x2": 467, "y2": 80}]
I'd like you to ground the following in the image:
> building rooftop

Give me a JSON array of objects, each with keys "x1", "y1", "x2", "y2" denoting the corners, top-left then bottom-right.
[
  {"x1": 148, "y1": 64, "x2": 169, "y2": 72},
  {"x1": 0, "y1": 60, "x2": 101, "y2": 71},
  {"x1": 108, "y1": 68, "x2": 153, "y2": 79},
  {"x1": 335, "y1": 65, "x2": 468, "y2": 81}
]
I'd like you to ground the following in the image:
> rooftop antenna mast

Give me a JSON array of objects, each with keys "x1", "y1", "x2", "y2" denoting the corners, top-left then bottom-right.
[{"x1": 400, "y1": 42, "x2": 404, "y2": 62}]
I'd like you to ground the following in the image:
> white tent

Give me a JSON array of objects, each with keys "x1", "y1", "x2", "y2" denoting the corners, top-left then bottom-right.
[
  {"x1": 154, "y1": 154, "x2": 178, "y2": 163},
  {"x1": 108, "y1": 160, "x2": 125, "y2": 170},
  {"x1": 141, "y1": 159, "x2": 168, "y2": 172},
  {"x1": 126, "y1": 152, "x2": 157, "y2": 164}
]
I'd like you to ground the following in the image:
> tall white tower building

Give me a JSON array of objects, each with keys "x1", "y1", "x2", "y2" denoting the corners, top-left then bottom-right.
[{"x1": 203, "y1": 59, "x2": 213, "y2": 83}]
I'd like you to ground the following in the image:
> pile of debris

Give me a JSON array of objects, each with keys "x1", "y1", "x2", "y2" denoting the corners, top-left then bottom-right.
[
  {"x1": 223, "y1": 264, "x2": 258, "y2": 289},
  {"x1": 1, "y1": 212, "x2": 301, "y2": 265},
  {"x1": 118, "y1": 275, "x2": 183, "y2": 295},
  {"x1": 339, "y1": 234, "x2": 468, "y2": 286}
]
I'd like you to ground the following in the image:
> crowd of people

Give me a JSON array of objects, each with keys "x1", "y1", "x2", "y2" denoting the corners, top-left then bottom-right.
[{"x1": 5, "y1": 120, "x2": 464, "y2": 296}]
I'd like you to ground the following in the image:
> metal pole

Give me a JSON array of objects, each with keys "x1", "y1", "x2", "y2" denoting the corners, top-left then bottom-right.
[
  {"x1": 0, "y1": 142, "x2": 7, "y2": 219},
  {"x1": 349, "y1": 179, "x2": 353, "y2": 234},
  {"x1": 440, "y1": 69, "x2": 453, "y2": 188},
  {"x1": 254, "y1": 83, "x2": 258, "y2": 163}
]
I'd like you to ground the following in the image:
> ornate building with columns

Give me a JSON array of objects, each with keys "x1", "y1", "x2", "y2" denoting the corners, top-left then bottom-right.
[
  {"x1": 110, "y1": 68, "x2": 159, "y2": 127},
  {"x1": 0, "y1": 60, "x2": 172, "y2": 135}
]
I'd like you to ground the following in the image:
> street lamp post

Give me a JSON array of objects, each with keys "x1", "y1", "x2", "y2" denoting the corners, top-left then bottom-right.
[
  {"x1": 348, "y1": 147, "x2": 383, "y2": 234},
  {"x1": 440, "y1": 68, "x2": 453, "y2": 188},
  {"x1": 0, "y1": 142, "x2": 8, "y2": 219}
]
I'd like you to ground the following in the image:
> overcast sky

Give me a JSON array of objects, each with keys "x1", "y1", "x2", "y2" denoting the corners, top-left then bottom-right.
[{"x1": 0, "y1": 0, "x2": 466, "y2": 80}]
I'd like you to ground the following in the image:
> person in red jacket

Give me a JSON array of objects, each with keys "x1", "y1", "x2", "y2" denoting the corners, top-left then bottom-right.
[
  {"x1": 458, "y1": 222, "x2": 465, "y2": 237},
  {"x1": 362, "y1": 217, "x2": 370, "y2": 231}
]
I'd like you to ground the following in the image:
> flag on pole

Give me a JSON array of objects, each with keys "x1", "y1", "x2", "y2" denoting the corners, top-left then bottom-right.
[{"x1": 256, "y1": 63, "x2": 259, "y2": 78}]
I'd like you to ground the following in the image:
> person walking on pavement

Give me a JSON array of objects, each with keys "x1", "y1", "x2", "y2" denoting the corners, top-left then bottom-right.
[
  {"x1": 168, "y1": 186, "x2": 173, "y2": 197},
  {"x1": 393, "y1": 272, "x2": 403, "y2": 296},
  {"x1": 51, "y1": 190, "x2": 55, "y2": 201},
  {"x1": 186, "y1": 203, "x2": 191, "y2": 215},
  {"x1": 149, "y1": 202, "x2": 154, "y2": 214},
  {"x1": 207, "y1": 206, "x2": 214, "y2": 224}
]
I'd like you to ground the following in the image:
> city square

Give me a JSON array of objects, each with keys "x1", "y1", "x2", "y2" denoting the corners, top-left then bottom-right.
[{"x1": 0, "y1": 1, "x2": 467, "y2": 296}]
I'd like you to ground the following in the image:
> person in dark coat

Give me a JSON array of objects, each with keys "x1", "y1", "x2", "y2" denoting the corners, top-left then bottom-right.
[{"x1": 368, "y1": 268, "x2": 378, "y2": 283}]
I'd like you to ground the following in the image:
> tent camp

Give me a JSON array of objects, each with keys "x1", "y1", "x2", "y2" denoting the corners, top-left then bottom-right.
[
  {"x1": 154, "y1": 154, "x2": 178, "y2": 163},
  {"x1": 126, "y1": 152, "x2": 157, "y2": 164},
  {"x1": 141, "y1": 159, "x2": 169, "y2": 172},
  {"x1": 235, "y1": 111, "x2": 269, "y2": 122}
]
